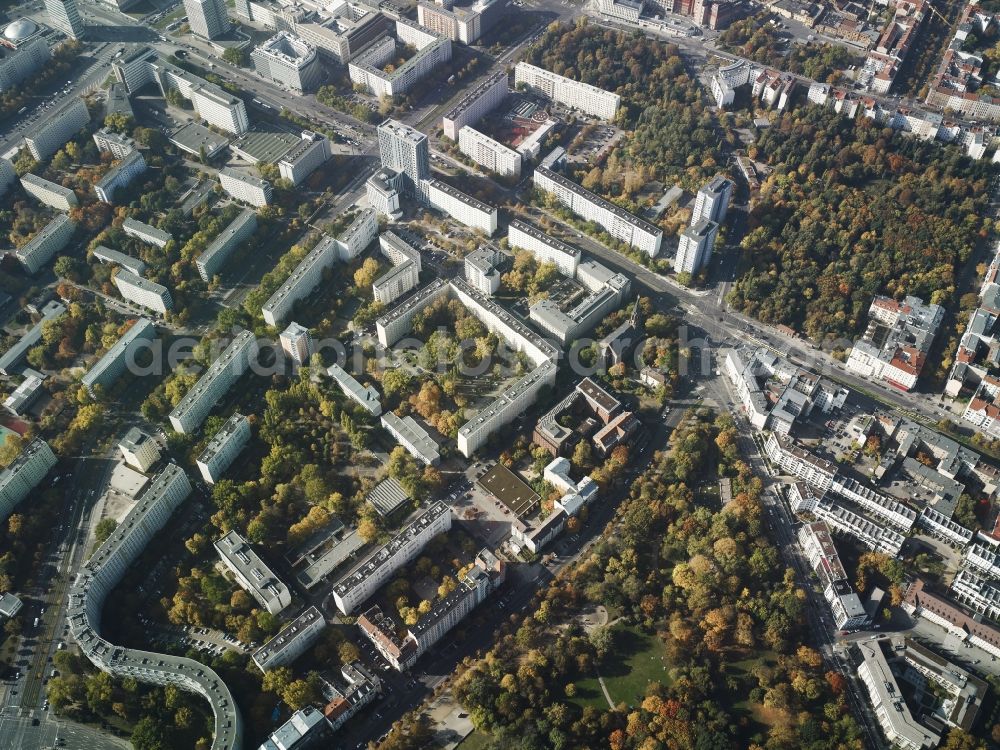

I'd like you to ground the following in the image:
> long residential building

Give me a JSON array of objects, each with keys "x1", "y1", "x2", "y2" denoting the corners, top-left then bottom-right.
[
  {"x1": 81, "y1": 318, "x2": 156, "y2": 396},
  {"x1": 0, "y1": 37, "x2": 51, "y2": 93},
  {"x1": 261, "y1": 210, "x2": 377, "y2": 326},
  {"x1": 94, "y1": 150, "x2": 146, "y2": 204},
  {"x1": 348, "y1": 20, "x2": 452, "y2": 98},
  {"x1": 24, "y1": 96, "x2": 89, "y2": 161},
  {"x1": 113, "y1": 269, "x2": 172, "y2": 314},
  {"x1": 215, "y1": 530, "x2": 291, "y2": 615},
  {"x1": 92, "y1": 246, "x2": 145, "y2": 276},
  {"x1": 122, "y1": 216, "x2": 171, "y2": 248},
  {"x1": 278, "y1": 131, "x2": 331, "y2": 186},
  {"x1": 419, "y1": 178, "x2": 498, "y2": 235},
  {"x1": 14, "y1": 213, "x2": 75, "y2": 274},
  {"x1": 218, "y1": 168, "x2": 272, "y2": 207},
  {"x1": 458, "y1": 126, "x2": 520, "y2": 177},
  {"x1": 534, "y1": 164, "x2": 662, "y2": 256},
  {"x1": 798, "y1": 521, "x2": 869, "y2": 631},
  {"x1": 381, "y1": 412, "x2": 440, "y2": 465},
  {"x1": 20, "y1": 172, "x2": 77, "y2": 210},
  {"x1": 442, "y1": 70, "x2": 508, "y2": 140},
  {"x1": 196, "y1": 413, "x2": 250, "y2": 484},
  {"x1": 168, "y1": 330, "x2": 258, "y2": 434},
  {"x1": 252, "y1": 606, "x2": 326, "y2": 671},
  {"x1": 0, "y1": 438, "x2": 56, "y2": 522},
  {"x1": 111, "y1": 49, "x2": 249, "y2": 135},
  {"x1": 416, "y1": 0, "x2": 506, "y2": 44},
  {"x1": 332, "y1": 501, "x2": 452, "y2": 614},
  {"x1": 507, "y1": 219, "x2": 580, "y2": 277},
  {"x1": 196, "y1": 209, "x2": 257, "y2": 282},
  {"x1": 67, "y1": 465, "x2": 244, "y2": 750},
  {"x1": 514, "y1": 62, "x2": 620, "y2": 119},
  {"x1": 764, "y1": 432, "x2": 837, "y2": 491},
  {"x1": 0, "y1": 301, "x2": 65, "y2": 375},
  {"x1": 814, "y1": 499, "x2": 906, "y2": 557},
  {"x1": 328, "y1": 364, "x2": 381, "y2": 416}
]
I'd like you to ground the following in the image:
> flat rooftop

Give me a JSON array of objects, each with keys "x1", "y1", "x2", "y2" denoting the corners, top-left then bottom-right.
[{"x1": 477, "y1": 463, "x2": 539, "y2": 518}]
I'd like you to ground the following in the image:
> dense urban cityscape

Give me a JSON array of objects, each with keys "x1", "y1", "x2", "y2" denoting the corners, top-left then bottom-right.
[{"x1": 0, "y1": 0, "x2": 999, "y2": 747}]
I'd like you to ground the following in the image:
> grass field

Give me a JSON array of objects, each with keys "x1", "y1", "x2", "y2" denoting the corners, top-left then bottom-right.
[
  {"x1": 457, "y1": 729, "x2": 492, "y2": 749},
  {"x1": 572, "y1": 624, "x2": 672, "y2": 711}
]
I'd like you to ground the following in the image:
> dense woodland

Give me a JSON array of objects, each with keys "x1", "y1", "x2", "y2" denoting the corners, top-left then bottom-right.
[
  {"x1": 452, "y1": 410, "x2": 871, "y2": 749},
  {"x1": 523, "y1": 22, "x2": 723, "y2": 197},
  {"x1": 728, "y1": 107, "x2": 993, "y2": 342}
]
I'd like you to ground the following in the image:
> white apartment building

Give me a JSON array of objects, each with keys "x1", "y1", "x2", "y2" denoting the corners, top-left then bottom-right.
[
  {"x1": 327, "y1": 363, "x2": 381, "y2": 416},
  {"x1": 961, "y1": 374, "x2": 1000, "y2": 440},
  {"x1": 693, "y1": 175, "x2": 734, "y2": 225},
  {"x1": 218, "y1": 168, "x2": 272, "y2": 207},
  {"x1": 196, "y1": 208, "x2": 257, "y2": 282},
  {"x1": 381, "y1": 411, "x2": 440, "y2": 465},
  {"x1": 514, "y1": 62, "x2": 620, "y2": 120},
  {"x1": 831, "y1": 477, "x2": 917, "y2": 532},
  {"x1": 81, "y1": 318, "x2": 155, "y2": 396},
  {"x1": 0, "y1": 38, "x2": 49, "y2": 93},
  {"x1": 458, "y1": 126, "x2": 521, "y2": 177},
  {"x1": 855, "y1": 640, "x2": 940, "y2": 750},
  {"x1": 16, "y1": 214, "x2": 75, "y2": 274},
  {"x1": 119, "y1": 427, "x2": 160, "y2": 473},
  {"x1": 366, "y1": 168, "x2": 402, "y2": 219},
  {"x1": 349, "y1": 20, "x2": 452, "y2": 99},
  {"x1": 917, "y1": 506, "x2": 973, "y2": 547},
  {"x1": 263, "y1": 236, "x2": 338, "y2": 327},
  {"x1": 66, "y1": 464, "x2": 244, "y2": 750},
  {"x1": 215, "y1": 530, "x2": 291, "y2": 615},
  {"x1": 44, "y1": 0, "x2": 85, "y2": 39},
  {"x1": 506, "y1": 219, "x2": 580, "y2": 277},
  {"x1": 92, "y1": 246, "x2": 146, "y2": 276},
  {"x1": 332, "y1": 501, "x2": 452, "y2": 614},
  {"x1": 335, "y1": 208, "x2": 378, "y2": 261},
  {"x1": 798, "y1": 521, "x2": 869, "y2": 631},
  {"x1": 122, "y1": 216, "x2": 171, "y2": 248},
  {"x1": 183, "y1": 0, "x2": 230, "y2": 39},
  {"x1": 950, "y1": 568, "x2": 1000, "y2": 621},
  {"x1": 0, "y1": 158, "x2": 15, "y2": 198},
  {"x1": 529, "y1": 278, "x2": 628, "y2": 346},
  {"x1": 169, "y1": 330, "x2": 258, "y2": 434},
  {"x1": 113, "y1": 270, "x2": 173, "y2": 314},
  {"x1": 764, "y1": 432, "x2": 837, "y2": 491},
  {"x1": 377, "y1": 119, "x2": 429, "y2": 194},
  {"x1": 278, "y1": 131, "x2": 331, "y2": 186},
  {"x1": 458, "y1": 360, "x2": 556, "y2": 456},
  {"x1": 814, "y1": 500, "x2": 906, "y2": 557},
  {"x1": 963, "y1": 542, "x2": 1000, "y2": 579},
  {"x1": 533, "y1": 165, "x2": 662, "y2": 256},
  {"x1": 0, "y1": 438, "x2": 57, "y2": 521},
  {"x1": 379, "y1": 230, "x2": 422, "y2": 269},
  {"x1": 373, "y1": 260, "x2": 419, "y2": 305},
  {"x1": 188, "y1": 85, "x2": 249, "y2": 135},
  {"x1": 0, "y1": 301, "x2": 64, "y2": 376},
  {"x1": 464, "y1": 244, "x2": 502, "y2": 296},
  {"x1": 93, "y1": 128, "x2": 137, "y2": 159},
  {"x1": 251, "y1": 32, "x2": 323, "y2": 93},
  {"x1": 279, "y1": 321, "x2": 312, "y2": 366},
  {"x1": 25, "y1": 97, "x2": 89, "y2": 160},
  {"x1": 442, "y1": 70, "x2": 508, "y2": 141},
  {"x1": 197, "y1": 413, "x2": 250, "y2": 484},
  {"x1": 20, "y1": 173, "x2": 77, "y2": 211},
  {"x1": 252, "y1": 606, "x2": 326, "y2": 671},
  {"x1": 94, "y1": 150, "x2": 146, "y2": 204},
  {"x1": 673, "y1": 218, "x2": 719, "y2": 275},
  {"x1": 420, "y1": 178, "x2": 498, "y2": 236}
]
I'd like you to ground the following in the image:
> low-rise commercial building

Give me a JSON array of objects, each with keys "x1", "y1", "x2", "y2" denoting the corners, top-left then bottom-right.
[
  {"x1": 113, "y1": 270, "x2": 172, "y2": 314},
  {"x1": 333, "y1": 501, "x2": 452, "y2": 614},
  {"x1": 81, "y1": 318, "x2": 155, "y2": 397},
  {"x1": 168, "y1": 330, "x2": 258, "y2": 434},
  {"x1": 15, "y1": 214, "x2": 75, "y2": 274},
  {"x1": 196, "y1": 413, "x2": 250, "y2": 484},
  {"x1": 215, "y1": 529, "x2": 291, "y2": 615},
  {"x1": 20, "y1": 172, "x2": 77, "y2": 210},
  {"x1": 195, "y1": 208, "x2": 257, "y2": 282},
  {"x1": 4, "y1": 372, "x2": 44, "y2": 416}
]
